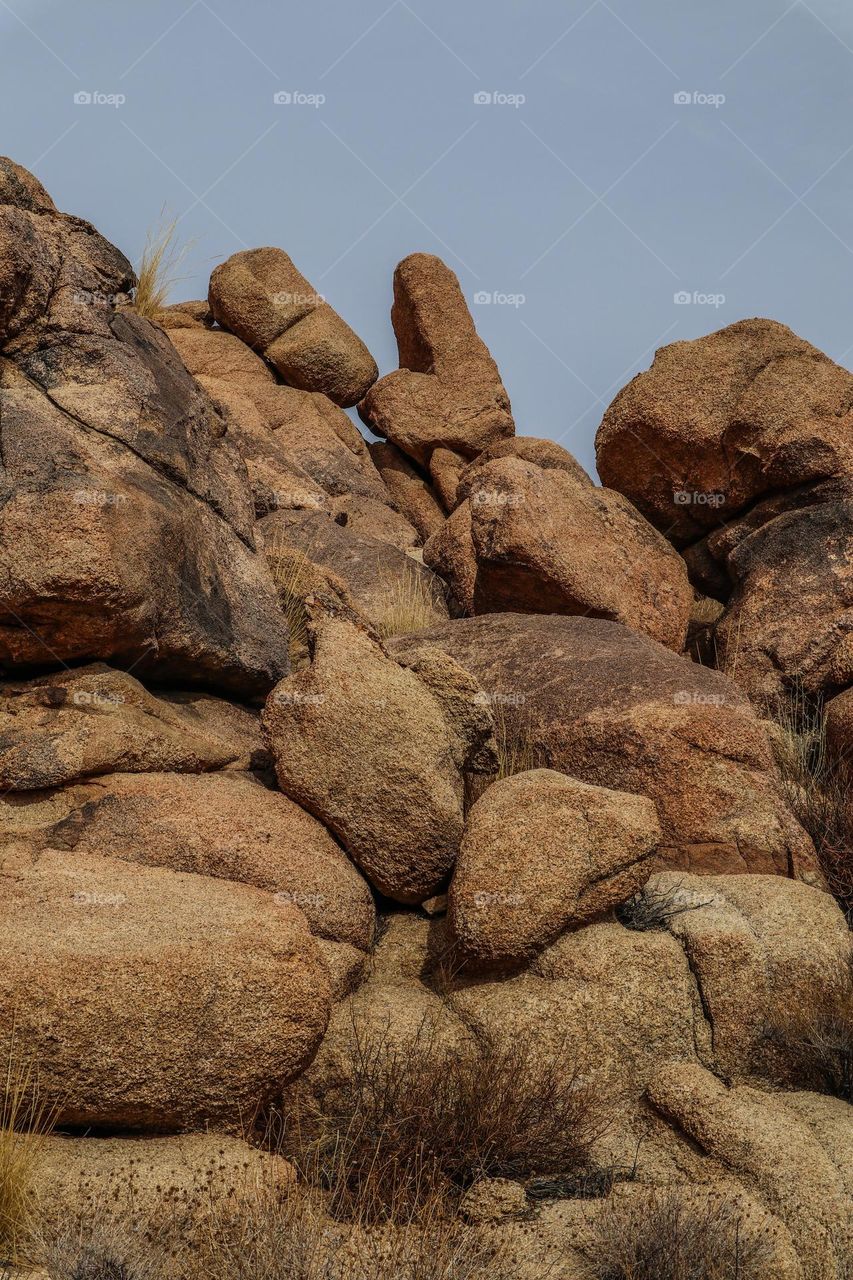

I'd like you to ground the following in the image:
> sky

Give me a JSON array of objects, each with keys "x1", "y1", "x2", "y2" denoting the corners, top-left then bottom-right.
[{"x1": 2, "y1": 0, "x2": 853, "y2": 476}]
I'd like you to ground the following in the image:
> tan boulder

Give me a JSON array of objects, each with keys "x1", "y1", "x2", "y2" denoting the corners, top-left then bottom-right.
[
  {"x1": 368, "y1": 441, "x2": 446, "y2": 542},
  {"x1": 462, "y1": 434, "x2": 594, "y2": 486},
  {"x1": 325, "y1": 492, "x2": 421, "y2": 551},
  {"x1": 648, "y1": 1063, "x2": 852, "y2": 1280},
  {"x1": 0, "y1": 851, "x2": 331, "y2": 1130},
  {"x1": 596, "y1": 318, "x2": 853, "y2": 545},
  {"x1": 0, "y1": 155, "x2": 56, "y2": 212},
  {"x1": 825, "y1": 684, "x2": 853, "y2": 778},
  {"x1": 429, "y1": 446, "x2": 467, "y2": 510},
  {"x1": 0, "y1": 664, "x2": 268, "y2": 791},
  {"x1": 209, "y1": 247, "x2": 377, "y2": 406},
  {"x1": 359, "y1": 254, "x2": 514, "y2": 466},
  {"x1": 450, "y1": 769, "x2": 661, "y2": 966},
  {"x1": 156, "y1": 298, "x2": 214, "y2": 329},
  {"x1": 262, "y1": 614, "x2": 492, "y2": 902},
  {"x1": 46, "y1": 770, "x2": 375, "y2": 950},
  {"x1": 390, "y1": 614, "x2": 817, "y2": 882},
  {"x1": 429, "y1": 453, "x2": 691, "y2": 649}
]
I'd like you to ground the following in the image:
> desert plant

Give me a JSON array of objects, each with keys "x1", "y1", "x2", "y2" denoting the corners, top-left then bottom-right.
[
  {"x1": 263, "y1": 537, "x2": 315, "y2": 668},
  {"x1": 287, "y1": 1012, "x2": 608, "y2": 1222},
  {"x1": 768, "y1": 682, "x2": 853, "y2": 918},
  {"x1": 465, "y1": 700, "x2": 546, "y2": 809},
  {"x1": 0, "y1": 1041, "x2": 54, "y2": 1265},
  {"x1": 763, "y1": 956, "x2": 853, "y2": 1102},
  {"x1": 589, "y1": 1188, "x2": 775, "y2": 1280},
  {"x1": 616, "y1": 880, "x2": 713, "y2": 933},
  {"x1": 132, "y1": 215, "x2": 190, "y2": 320},
  {"x1": 373, "y1": 564, "x2": 444, "y2": 640}
]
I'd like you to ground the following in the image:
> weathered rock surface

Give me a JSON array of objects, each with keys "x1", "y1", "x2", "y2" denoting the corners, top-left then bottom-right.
[
  {"x1": 208, "y1": 247, "x2": 377, "y2": 406},
  {"x1": 596, "y1": 318, "x2": 853, "y2": 545},
  {"x1": 648, "y1": 1063, "x2": 852, "y2": 1280},
  {"x1": 450, "y1": 769, "x2": 661, "y2": 965},
  {"x1": 0, "y1": 851, "x2": 330, "y2": 1130},
  {"x1": 45, "y1": 770, "x2": 375, "y2": 950},
  {"x1": 391, "y1": 614, "x2": 817, "y2": 882},
  {"x1": 359, "y1": 254, "x2": 514, "y2": 466},
  {"x1": 262, "y1": 614, "x2": 494, "y2": 902},
  {"x1": 0, "y1": 164, "x2": 288, "y2": 694},
  {"x1": 257, "y1": 507, "x2": 447, "y2": 636},
  {"x1": 0, "y1": 664, "x2": 268, "y2": 791},
  {"x1": 368, "y1": 441, "x2": 446, "y2": 542},
  {"x1": 426, "y1": 450, "x2": 692, "y2": 649}
]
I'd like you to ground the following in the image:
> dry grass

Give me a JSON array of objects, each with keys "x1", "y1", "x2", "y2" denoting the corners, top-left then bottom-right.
[
  {"x1": 616, "y1": 880, "x2": 713, "y2": 933},
  {"x1": 39, "y1": 1210, "x2": 169, "y2": 1280},
  {"x1": 465, "y1": 701, "x2": 545, "y2": 809},
  {"x1": 374, "y1": 564, "x2": 444, "y2": 640},
  {"x1": 132, "y1": 215, "x2": 191, "y2": 320},
  {"x1": 263, "y1": 537, "x2": 315, "y2": 668},
  {"x1": 285, "y1": 1012, "x2": 608, "y2": 1223},
  {"x1": 0, "y1": 1040, "x2": 54, "y2": 1265},
  {"x1": 588, "y1": 1188, "x2": 776, "y2": 1280},
  {"x1": 764, "y1": 956, "x2": 853, "y2": 1102},
  {"x1": 767, "y1": 683, "x2": 853, "y2": 918}
]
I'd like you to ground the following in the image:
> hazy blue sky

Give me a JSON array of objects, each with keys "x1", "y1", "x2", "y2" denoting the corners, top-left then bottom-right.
[{"x1": 2, "y1": 0, "x2": 853, "y2": 475}]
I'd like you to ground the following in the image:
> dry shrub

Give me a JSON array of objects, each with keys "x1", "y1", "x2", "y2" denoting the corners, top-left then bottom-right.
[
  {"x1": 768, "y1": 683, "x2": 853, "y2": 918},
  {"x1": 287, "y1": 1013, "x2": 607, "y2": 1223},
  {"x1": 465, "y1": 701, "x2": 546, "y2": 809},
  {"x1": 374, "y1": 565, "x2": 445, "y2": 640},
  {"x1": 263, "y1": 538, "x2": 315, "y2": 668},
  {"x1": 39, "y1": 1210, "x2": 169, "y2": 1280},
  {"x1": 589, "y1": 1188, "x2": 776, "y2": 1280},
  {"x1": 0, "y1": 1041, "x2": 54, "y2": 1264},
  {"x1": 617, "y1": 880, "x2": 713, "y2": 933},
  {"x1": 132, "y1": 216, "x2": 190, "y2": 320},
  {"x1": 764, "y1": 956, "x2": 853, "y2": 1102}
]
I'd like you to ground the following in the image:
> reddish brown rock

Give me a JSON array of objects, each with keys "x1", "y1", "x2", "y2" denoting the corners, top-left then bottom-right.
[
  {"x1": 596, "y1": 319, "x2": 853, "y2": 545},
  {"x1": 209, "y1": 247, "x2": 377, "y2": 406},
  {"x1": 450, "y1": 768, "x2": 661, "y2": 966},
  {"x1": 390, "y1": 614, "x2": 817, "y2": 882},
  {"x1": 429, "y1": 447, "x2": 467, "y2": 511},
  {"x1": 359, "y1": 254, "x2": 514, "y2": 466},
  {"x1": 425, "y1": 452, "x2": 692, "y2": 650},
  {"x1": 368, "y1": 441, "x2": 446, "y2": 542}
]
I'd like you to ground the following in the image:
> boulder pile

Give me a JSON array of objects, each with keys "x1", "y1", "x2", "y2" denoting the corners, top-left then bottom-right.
[{"x1": 0, "y1": 158, "x2": 849, "y2": 1277}]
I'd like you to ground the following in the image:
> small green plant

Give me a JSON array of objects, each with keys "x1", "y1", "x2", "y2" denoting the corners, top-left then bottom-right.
[{"x1": 132, "y1": 214, "x2": 191, "y2": 320}]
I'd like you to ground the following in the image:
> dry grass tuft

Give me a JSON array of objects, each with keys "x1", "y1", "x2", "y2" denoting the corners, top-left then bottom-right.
[
  {"x1": 263, "y1": 537, "x2": 315, "y2": 668},
  {"x1": 132, "y1": 215, "x2": 191, "y2": 320},
  {"x1": 286, "y1": 1013, "x2": 608, "y2": 1223},
  {"x1": 617, "y1": 880, "x2": 713, "y2": 933},
  {"x1": 465, "y1": 701, "x2": 546, "y2": 809},
  {"x1": 768, "y1": 683, "x2": 853, "y2": 918},
  {"x1": 0, "y1": 1041, "x2": 54, "y2": 1265},
  {"x1": 589, "y1": 1188, "x2": 776, "y2": 1280},
  {"x1": 374, "y1": 565, "x2": 445, "y2": 640}
]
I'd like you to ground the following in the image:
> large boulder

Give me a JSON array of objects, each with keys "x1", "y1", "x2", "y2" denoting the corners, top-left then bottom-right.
[
  {"x1": 596, "y1": 318, "x2": 853, "y2": 546},
  {"x1": 368, "y1": 442, "x2": 446, "y2": 542},
  {"x1": 0, "y1": 851, "x2": 331, "y2": 1130},
  {"x1": 262, "y1": 613, "x2": 494, "y2": 902},
  {"x1": 359, "y1": 254, "x2": 514, "y2": 467},
  {"x1": 0, "y1": 163, "x2": 288, "y2": 694},
  {"x1": 0, "y1": 664, "x2": 268, "y2": 791},
  {"x1": 208, "y1": 247, "x2": 377, "y2": 406},
  {"x1": 390, "y1": 615, "x2": 818, "y2": 882},
  {"x1": 424, "y1": 450, "x2": 692, "y2": 649},
  {"x1": 43, "y1": 770, "x2": 375, "y2": 950},
  {"x1": 449, "y1": 769, "x2": 661, "y2": 966}
]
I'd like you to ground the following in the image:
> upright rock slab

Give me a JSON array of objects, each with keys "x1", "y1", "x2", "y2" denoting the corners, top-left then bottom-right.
[
  {"x1": 359, "y1": 254, "x2": 514, "y2": 466},
  {"x1": 209, "y1": 247, "x2": 377, "y2": 406}
]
